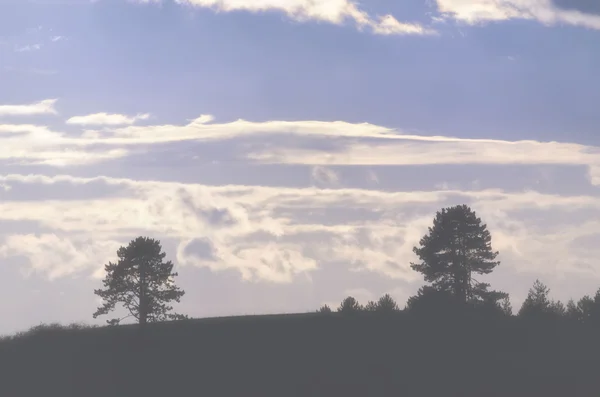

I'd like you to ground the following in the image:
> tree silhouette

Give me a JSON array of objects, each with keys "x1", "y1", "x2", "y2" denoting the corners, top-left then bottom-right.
[
  {"x1": 470, "y1": 282, "x2": 509, "y2": 314},
  {"x1": 405, "y1": 285, "x2": 458, "y2": 314},
  {"x1": 572, "y1": 289, "x2": 600, "y2": 325},
  {"x1": 411, "y1": 204, "x2": 500, "y2": 304},
  {"x1": 499, "y1": 296, "x2": 513, "y2": 316},
  {"x1": 518, "y1": 279, "x2": 564, "y2": 319},
  {"x1": 364, "y1": 301, "x2": 378, "y2": 312},
  {"x1": 518, "y1": 279, "x2": 550, "y2": 317},
  {"x1": 374, "y1": 294, "x2": 399, "y2": 312},
  {"x1": 93, "y1": 236, "x2": 186, "y2": 326},
  {"x1": 565, "y1": 299, "x2": 582, "y2": 322},
  {"x1": 317, "y1": 304, "x2": 332, "y2": 313},
  {"x1": 337, "y1": 296, "x2": 362, "y2": 313}
]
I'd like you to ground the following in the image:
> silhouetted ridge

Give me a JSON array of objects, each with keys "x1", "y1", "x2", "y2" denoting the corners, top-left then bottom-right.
[{"x1": 1, "y1": 311, "x2": 600, "y2": 397}]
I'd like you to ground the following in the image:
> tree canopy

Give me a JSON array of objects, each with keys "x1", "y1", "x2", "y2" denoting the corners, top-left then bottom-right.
[
  {"x1": 93, "y1": 236, "x2": 186, "y2": 326},
  {"x1": 337, "y1": 296, "x2": 363, "y2": 313}
]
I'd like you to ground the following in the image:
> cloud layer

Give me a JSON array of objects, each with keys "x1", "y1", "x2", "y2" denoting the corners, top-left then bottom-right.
[
  {"x1": 135, "y1": 0, "x2": 600, "y2": 31},
  {"x1": 0, "y1": 173, "x2": 599, "y2": 287},
  {"x1": 2, "y1": 100, "x2": 599, "y2": 187}
]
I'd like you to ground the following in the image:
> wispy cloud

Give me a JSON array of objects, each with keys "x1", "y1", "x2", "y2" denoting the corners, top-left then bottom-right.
[
  {"x1": 2, "y1": 104, "x2": 600, "y2": 185},
  {"x1": 0, "y1": 99, "x2": 57, "y2": 116},
  {"x1": 14, "y1": 43, "x2": 42, "y2": 52},
  {"x1": 159, "y1": 0, "x2": 436, "y2": 35},
  {"x1": 310, "y1": 166, "x2": 340, "y2": 188},
  {"x1": 66, "y1": 112, "x2": 151, "y2": 126},
  {"x1": 435, "y1": 0, "x2": 600, "y2": 30}
]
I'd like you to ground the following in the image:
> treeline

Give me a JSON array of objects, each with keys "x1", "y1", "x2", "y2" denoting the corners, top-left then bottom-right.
[{"x1": 318, "y1": 281, "x2": 600, "y2": 326}]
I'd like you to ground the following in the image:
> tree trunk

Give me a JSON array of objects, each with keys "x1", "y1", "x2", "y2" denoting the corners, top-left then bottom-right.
[{"x1": 139, "y1": 259, "x2": 147, "y2": 327}]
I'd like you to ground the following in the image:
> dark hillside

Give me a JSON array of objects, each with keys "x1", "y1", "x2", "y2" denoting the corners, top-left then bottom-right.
[{"x1": 1, "y1": 312, "x2": 599, "y2": 397}]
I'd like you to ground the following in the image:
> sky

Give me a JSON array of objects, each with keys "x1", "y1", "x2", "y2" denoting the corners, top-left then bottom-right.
[{"x1": 0, "y1": 0, "x2": 599, "y2": 334}]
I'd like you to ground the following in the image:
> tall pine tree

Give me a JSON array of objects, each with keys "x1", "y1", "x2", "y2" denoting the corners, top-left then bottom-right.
[
  {"x1": 411, "y1": 204, "x2": 502, "y2": 304},
  {"x1": 93, "y1": 236, "x2": 186, "y2": 326}
]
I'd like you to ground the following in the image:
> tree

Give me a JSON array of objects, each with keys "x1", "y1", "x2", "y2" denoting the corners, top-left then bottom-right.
[
  {"x1": 375, "y1": 294, "x2": 400, "y2": 313},
  {"x1": 571, "y1": 289, "x2": 600, "y2": 325},
  {"x1": 518, "y1": 279, "x2": 564, "y2": 319},
  {"x1": 93, "y1": 236, "x2": 186, "y2": 326},
  {"x1": 317, "y1": 304, "x2": 332, "y2": 314},
  {"x1": 411, "y1": 205, "x2": 501, "y2": 304},
  {"x1": 405, "y1": 286, "x2": 458, "y2": 314},
  {"x1": 499, "y1": 296, "x2": 513, "y2": 316},
  {"x1": 470, "y1": 282, "x2": 509, "y2": 315},
  {"x1": 364, "y1": 295, "x2": 399, "y2": 313},
  {"x1": 565, "y1": 299, "x2": 582, "y2": 322},
  {"x1": 337, "y1": 296, "x2": 363, "y2": 313}
]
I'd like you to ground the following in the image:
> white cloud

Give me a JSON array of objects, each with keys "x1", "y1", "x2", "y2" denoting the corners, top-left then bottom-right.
[
  {"x1": 0, "y1": 99, "x2": 57, "y2": 117},
  {"x1": 589, "y1": 165, "x2": 600, "y2": 186},
  {"x1": 0, "y1": 111, "x2": 397, "y2": 165},
  {"x1": 15, "y1": 44, "x2": 42, "y2": 52},
  {"x1": 2, "y1": 107, "x2": 600, "y2": 187},
  {"x1": 0, "y1": 234, "x2": 121, "y2": 280},
  {"x1": 0, "y1": 123, "x2": 128, "y2": 166},
  {"x1": 0, "y1": 173, "x2": 599, "y2": 285},
  {"x1": 435, "y1": 0, "x2": 600, "y2": 30},
  {"x1": 168, "y1": 0, "x2": 435, "y2": 35},
  {"x1": 247, "y1": 137, "x2": 600, "y2": 186},
  {"x1": 66, "y1": 112, "x2": 151, "y2": 126},
  {"x1": 99, "y1": 115, "x2": 396, "y2": 143}
]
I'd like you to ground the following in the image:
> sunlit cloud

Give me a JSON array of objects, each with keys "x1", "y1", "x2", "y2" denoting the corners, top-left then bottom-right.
[
  {"x1": 66, "y1": 112, "x2": 151, "y2": 126},
  {"x1": 146, "y1": 0, "x2": 438, "y2": 35},
  {"x1": 2, "y1": 104, "x2": 599, "y2": 187},
  {"x1": 0, "y1": 173, "x2": 599, "y2": 286},
  {"x1": 0, "y1": 99, "x2": 57, "y2": 116}
]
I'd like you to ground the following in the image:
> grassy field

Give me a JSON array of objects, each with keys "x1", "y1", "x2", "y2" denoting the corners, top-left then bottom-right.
[{"x1": 1, "y1": 311, "x2": 599, "y2": 397}]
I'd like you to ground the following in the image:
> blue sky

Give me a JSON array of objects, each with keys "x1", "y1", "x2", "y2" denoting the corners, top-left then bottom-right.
[{"x1": 0, "y1": 0, "x2": 599, "y2": 333}]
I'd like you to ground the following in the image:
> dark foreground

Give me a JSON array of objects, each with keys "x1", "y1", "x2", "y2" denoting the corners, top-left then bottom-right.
[{"x1": 1, "y1": 312, "x2": 599, "y2": 397}]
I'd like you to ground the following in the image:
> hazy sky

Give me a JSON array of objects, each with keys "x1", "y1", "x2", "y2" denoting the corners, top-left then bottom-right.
[{"x1": 0, "y1": 0, "x2": 599, "y2": 334}]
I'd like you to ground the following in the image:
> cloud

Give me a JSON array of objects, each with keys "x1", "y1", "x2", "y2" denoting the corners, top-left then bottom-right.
[
  {"x1": 246, "y1": 136, "x2": 600, "y2": 186},
  {"x1": 96, "y1": 115, "x2": 396, "y2": 143},
  {"x1": 2, "y1": 106, "x2": 600, "y2": 186},
  {"x1": 0, "y1": 99, "x2": 58, "y2": 117},
  {"x1": 66, "y1": 112, "x2": 151, "y2": 126},
  {"x1": 366, "y1": 170, "x2": 379, "y2": 185},
  {"x1": 310, "y1": 166, "x2": 340, "y2": 188},
  {"x1": 15, "y1": 44, "x2": 42, "y2": 52},
  {"x1": 248, "y1": 137, "x2": 599, "y2": 166},
  {"x1": 434, "y1": 0, "x2": 600, "y2": 30},
  {"x1": 0, "y1": 234, "x2": 122, "y2": 280},
  {"x1": 166, "y1": 0, "x2": 435, "y2": 35},
  {"x1": 0, "y1": 123, "x2": 128, "y2": 166},
  {"x1": 0, "y1": 173, "x2": 599, "y2": 285},
  {"x1": 551, "y1": 0, "x2": 600, "y2": 15},
  {"x1": 0, "y1": 110, "x2": 397, "y2": 166}
]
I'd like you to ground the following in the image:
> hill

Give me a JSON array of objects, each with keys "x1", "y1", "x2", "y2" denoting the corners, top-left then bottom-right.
[{"x1": 1, "y1": 311, "x2": 599, "y2": 397}]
